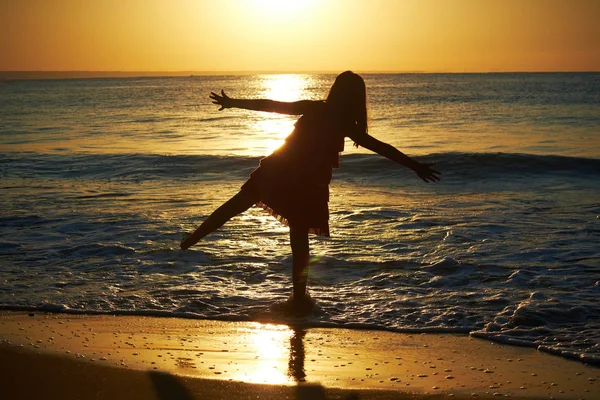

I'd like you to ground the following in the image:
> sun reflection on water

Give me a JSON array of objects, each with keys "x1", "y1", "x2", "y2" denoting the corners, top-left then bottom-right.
[
  {"x1": 251, "y1": 74, "x2": 316, "y2": 155},
  {"x1": 261, "y1": 74, "x2": 311, "y2": 102}
]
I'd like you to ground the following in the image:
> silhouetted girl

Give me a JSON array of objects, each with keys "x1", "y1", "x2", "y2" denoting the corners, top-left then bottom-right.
[{"x1": 181, "y1": 71, "x2": 440, "y2": 310}]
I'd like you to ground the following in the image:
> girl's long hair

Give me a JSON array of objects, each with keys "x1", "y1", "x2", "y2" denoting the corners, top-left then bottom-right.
[{"x1": 326, "y1": 71, "x2": 368, "y2": 144}]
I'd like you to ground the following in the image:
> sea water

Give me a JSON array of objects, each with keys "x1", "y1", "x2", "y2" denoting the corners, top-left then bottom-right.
[{"x1": 1, "y1": 73, "x2": 599, "y2": 364}]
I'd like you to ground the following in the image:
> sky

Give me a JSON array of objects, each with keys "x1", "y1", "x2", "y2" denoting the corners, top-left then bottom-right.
[{"x1": 1, "y1": 0, "x2": 599, "y2": 73}]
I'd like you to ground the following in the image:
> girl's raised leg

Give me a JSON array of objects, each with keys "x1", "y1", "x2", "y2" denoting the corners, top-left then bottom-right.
[{"x1": 180, "y1": 190, "x2": 258, "y2": 249}]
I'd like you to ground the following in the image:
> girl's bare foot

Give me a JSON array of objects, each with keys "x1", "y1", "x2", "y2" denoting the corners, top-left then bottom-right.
[{"x1": 287, "y1": 292, "x2": 315, "y2": 315}]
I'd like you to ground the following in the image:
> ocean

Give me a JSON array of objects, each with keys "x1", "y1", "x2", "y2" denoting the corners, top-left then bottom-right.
[{"x1": 1, "y1": 73, "x2": 599, "y2": 365}]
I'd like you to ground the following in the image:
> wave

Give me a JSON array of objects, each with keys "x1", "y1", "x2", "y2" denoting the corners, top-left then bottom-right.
[
  {"x1": 0, "y1": 302, "x2": 469, "y2": 333},
  {"x1": 338, "y1": 152, "x2": 600, "y2": 179},
  {"x1": 2, "y1": 151, "x2": 599, "y2": 182}
]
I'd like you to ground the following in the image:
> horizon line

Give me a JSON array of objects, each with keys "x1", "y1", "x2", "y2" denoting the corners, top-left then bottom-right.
[{"x1": 1, "y1": 70, "x2": 598, "y2": 81}]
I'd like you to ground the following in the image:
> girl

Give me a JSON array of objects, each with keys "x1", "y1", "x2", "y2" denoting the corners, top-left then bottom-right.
[{"x1": 181, "y1": 71, "x2": 440, "y2": 310}]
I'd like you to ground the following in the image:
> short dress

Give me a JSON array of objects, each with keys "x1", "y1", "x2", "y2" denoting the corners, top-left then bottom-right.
[{"x1": 241, "y1": 102, "x2": 356, "y2": 237}]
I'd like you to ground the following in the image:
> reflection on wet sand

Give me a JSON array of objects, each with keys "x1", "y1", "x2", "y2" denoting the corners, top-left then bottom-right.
[
  {"x1": 288, "y1": 328, "x2": 307, "y2": 382},
  {"x1": 234, "y1": 323, "x2": 291, "y2": 384},
  {"x1": 234, "y1": 323, "x2": 309, "y2": 385}
]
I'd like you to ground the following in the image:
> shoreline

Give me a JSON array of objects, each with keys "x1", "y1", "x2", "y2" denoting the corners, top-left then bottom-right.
[
  {"x1": 1, "y1": 312, "x2": 598, "y2": 399},
  {"x1": 2, "y1": 305, "x2": 597, "y2": 366}
]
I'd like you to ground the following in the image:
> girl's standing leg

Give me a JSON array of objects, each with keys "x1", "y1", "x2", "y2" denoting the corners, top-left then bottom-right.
[
  {"x1": 289, "y1": 224, "x2": 310, "y2": 302},
  {"x1": 180, "y1": 190, "x2": 258, "y2": 249}
]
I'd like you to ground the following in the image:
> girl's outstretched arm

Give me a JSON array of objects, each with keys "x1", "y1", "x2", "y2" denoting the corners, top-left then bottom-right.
[
  {"x1": 350, "y1": 133, "x2": 441, "y2": 182},
  {"x1": 210, "y1": 90, "x2": 317, "y2": 115}
]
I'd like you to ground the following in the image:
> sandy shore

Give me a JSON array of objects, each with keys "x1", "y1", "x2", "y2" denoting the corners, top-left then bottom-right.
[{"x1": 0, "y1": 312, "x2": 598, "y2": 399}]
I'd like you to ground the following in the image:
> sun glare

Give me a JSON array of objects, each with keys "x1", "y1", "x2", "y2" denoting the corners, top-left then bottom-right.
[
  {"x1": 249, "y1": 0, "x2": 314, "y2": 18},
  {"x1": 251, "y1": 74, "x2": 315, "y2": 154},
  {"x1": 261, "y1": 74, "x2": 308, "y2": 101}
]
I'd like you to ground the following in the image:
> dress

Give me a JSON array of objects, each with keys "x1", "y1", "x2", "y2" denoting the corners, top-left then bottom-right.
[{"x1": 241, "y1": 102, "x2": 352, "y2": 236}]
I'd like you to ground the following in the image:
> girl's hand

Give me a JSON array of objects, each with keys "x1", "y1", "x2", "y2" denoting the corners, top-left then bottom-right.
[
  {"x1": 209, "y1": 90, "x2": 233, "y2": 110},
  {"x1": 414, "y1": 162, "x2": 441, "y2": 183}
]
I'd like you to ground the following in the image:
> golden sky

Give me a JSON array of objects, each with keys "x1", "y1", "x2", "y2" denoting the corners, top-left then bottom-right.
[{"x1": 1, "y1": 0, "x2": 599, "y2": 73}]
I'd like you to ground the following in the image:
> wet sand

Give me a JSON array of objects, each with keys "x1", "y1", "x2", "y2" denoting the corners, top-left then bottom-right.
[{"x1": 0, "y1": 312, "x2": 598, "y2": 399}]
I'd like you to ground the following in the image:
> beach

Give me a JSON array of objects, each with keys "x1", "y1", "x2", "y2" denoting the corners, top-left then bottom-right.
[{"x1": 1, "y1": 311, "x2": 598, "y2": 399}]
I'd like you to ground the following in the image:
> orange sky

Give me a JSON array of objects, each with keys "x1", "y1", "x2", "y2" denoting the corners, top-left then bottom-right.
[{"x1": 1, "y1": 0, "x2": 599, "y2": 73}]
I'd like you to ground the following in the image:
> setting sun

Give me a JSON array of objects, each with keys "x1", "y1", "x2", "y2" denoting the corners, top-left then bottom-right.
[{"x1": 247, "y1": 0, "x2": 315, "y2": 17}]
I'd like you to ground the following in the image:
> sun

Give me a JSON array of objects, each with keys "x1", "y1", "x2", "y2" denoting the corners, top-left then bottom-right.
[{"x1": 247, "y1": 0, "x2": 314, "y2": 19}]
